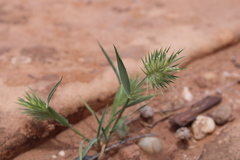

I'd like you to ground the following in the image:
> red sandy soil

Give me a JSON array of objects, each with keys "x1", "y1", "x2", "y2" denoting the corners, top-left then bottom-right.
[
  {"x1": 15, "y1": 43, "x2": 240, "y2": 160},
  {"x1": 0, "y1": 0, "x2": 240, "y2": 160}
]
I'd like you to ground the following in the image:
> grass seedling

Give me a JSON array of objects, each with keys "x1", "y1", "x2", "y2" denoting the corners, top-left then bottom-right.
[{"x1": 18, "y1": 44, "x2": 184, "y2": 160}]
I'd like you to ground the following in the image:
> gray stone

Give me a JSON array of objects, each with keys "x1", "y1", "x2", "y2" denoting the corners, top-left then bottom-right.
[{"x1": 213, "y1": 103, "x2": 232, "y2": 125}]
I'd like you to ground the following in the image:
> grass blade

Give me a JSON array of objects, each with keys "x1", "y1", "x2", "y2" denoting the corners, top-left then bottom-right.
[
  {"x1": 111, "y1": 117, "x2": 127, "y2": 133},
  {"x1": 79, "y1": 96, "x2": 100, "y2": 123},
  {"x1": 97, "y1": 106, "x2": 108, "y2": 141},
  {"x1": 46, "y1": 77, "x2": 62, "y2": 108},
  {"x1": 110, "y1": 84, "x2": 125, "y2": 118},
  {"x1": 47, "y1": 107, "x2": 69, "y2": 126},
  {"x1": 98, "y1": 42, "x2": 120, "y2": 83},
  {"x1": 114, "y1": 45, "x2": 131, "y2": 97},
  {"x1": 79, "y1": 140, "x2": 86, "y2": 160},
  {"x1": 83, "y1": 138, "x2": 98, "y2": 157},
  {"x1": 125, "y1": 103, "x2": 148, "y2": 118},
  {"x1": 112, "y1": 103, "x2": 148, "y2": 133},
  {"x1": 111, "y1": 95, "x2": 154, "y2": 118},
  {"x1": 111, "y1": 98, "x2": 146, "y2": 133},
  {"x1": 110, "y1": 76, "x2": 143, "y2": 119},
  {"x1": 79, "y1": 96, "x2": 107, "y2": 142},
  {"x1": 126, "y1": 94, "x2": 155, "y2": 108}
]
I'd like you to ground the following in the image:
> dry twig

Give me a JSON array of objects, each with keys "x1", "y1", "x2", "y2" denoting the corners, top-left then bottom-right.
[
  {"x1": 90, "y1": 133, "x2": 157, "y2": 160},
  {"x1": 147, "y1": 114, "x2": 173, "y2": 128},
  {"x1": 196, "y1": 144, "x2": 205, "y2": 160}
]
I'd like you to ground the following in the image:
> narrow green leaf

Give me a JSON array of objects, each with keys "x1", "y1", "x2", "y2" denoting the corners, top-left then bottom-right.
[
  {"x1": 110, "y1": 76, "x2": 144, "y2": 120},
  {"x1": 111, "y1": 117, "x2": 126, "y2": 133},
  {"x1": 79, "y1": 96, "x2": 100, "y2": 123},
  {"x1": 110, "y1": 84, "x2": 125, "y2": 118},
  {"x1": 80, "y1": 96, "x2": 107, "y2": 141},
  {"x1": 114, "y1": 45, "x2": 131, "y2": 97},
  {"x1": 97, "y1": 106, "x2": 108, "y2": 140},
  {"x1": 82, "y1": 138, "x2": 98, "y2": 157},
  {"x1": 112, "y1": 104, "x2": 149, "y2": 134},
  {"x1": 126, "y1": 94, "x2": 155, "y2": 108},
  {"x1": 46, "y1": 77, "x2": 62, "y2": 108},
  {"x1": 68, "y1": 125, "x2": 89, "y2": 140},
  {"x1": 111, "y1": 95, "x2": 155, "y2": 119},
  {"x1": 105, "y1": 117, "x2": 116, "y2": 134},
  {"x1": 79, "y1": 140, "x2": 86, "y2": 160},
  {"x1": 124, "y1": 103, "x2": 148, "y2": 119},
  {"x1": 47, "y1": 107, "x2": 69, "y2": 126},
  {"x1": 111, "y1": 100, "x2": 144, "y2": 133},
  {"x1": 98, "y1": 42, "x2": 121, "y2": 83}
]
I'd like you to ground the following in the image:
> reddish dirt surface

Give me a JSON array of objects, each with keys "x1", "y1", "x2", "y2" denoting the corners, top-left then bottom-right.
[
  {"x1": 0, "y1": 0, "x2": 240, "y2": 160},
  {"x1": 14, "y1": 43, "x2": 240, "y2": 160}
]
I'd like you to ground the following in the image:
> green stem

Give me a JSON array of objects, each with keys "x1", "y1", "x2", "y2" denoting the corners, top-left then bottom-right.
[
  {"x1": 107, "y1": 98, "x2": 130, "y2": 144},
  {"x1": 106, "y1": 77, "x2": 147, "y2": 145},
  {"x1": 135, "y1": 76, "x2": 147, "y2": 91},
  {"x1": 68, "y1": 124, "x2": 90, "y2": 142}
]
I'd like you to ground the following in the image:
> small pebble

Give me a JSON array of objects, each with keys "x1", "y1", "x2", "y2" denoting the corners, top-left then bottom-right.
[
  {"x1": 203, "y1": 72, "x2": 216, "y2": 80},
  {"x1": 213, "y1": 103, "x2": 232, "y2": 125},
  {"x1": 182, "y1": 86, "x2": 193, "y2": 102},
  {"x1": 175, "y1": 127, "x2": 191, "y2": 140},
  {"x1": 222, "y1": 71, "x2": 231, "y2": 79},
  {"x1": 138, "y1": 137, "x2": 162, "y2": 154},
  {"x1": 11, "y1": 56, "x2": 32, "y2": 64},
  {"x1": 58, "y1": 150, "x2": 65, "y2": 157},
  {"x1": 51, "y1": 155, "x2": 57, "y2": 159},
  {"x1": 192, "y1": 115, "x2": 215, "y2": 140},
  {"x1": 140, "y1": 106, "x2": 154, "y2": 118}
]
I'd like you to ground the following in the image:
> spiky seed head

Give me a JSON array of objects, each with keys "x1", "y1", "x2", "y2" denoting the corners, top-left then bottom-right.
[
  {"x1": 18, "y1": 89, "x2": 55, "y2": 121},
  {"x1": 141, "y1": 47, "x2": 184, "y2": 90}
]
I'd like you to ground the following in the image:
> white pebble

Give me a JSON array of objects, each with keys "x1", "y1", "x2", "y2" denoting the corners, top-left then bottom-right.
[
  {"x1": 140, "y1": 106, "x2": 154, "y2": 118},
  {"x1": 182, "y1": 86, "x2": 193, "y2": 102},
  {"x1": 203, "y1": 72, "x2": 216, "y2": 80},
  {"x1": 11, "y1": 56, "x2": 32, "y2": 64},
  {"x1": 222, "y1": 71, "x2": 231, "y2": 79},
  {"x1": 175, "y1": 127, "x2": 191, "y2": 140},
  {"x1": 58, "y1": 150, "x2": 65, "y2": 157},
  {"x1": 138, "y1": 137, "x2": 162, "y2": 154},
  {"x1": 51, "y1": 155, "x2": 57, "y2": 159},
  {"x1": 192, "y1": 115, "x2": 215, "y2": 140}
]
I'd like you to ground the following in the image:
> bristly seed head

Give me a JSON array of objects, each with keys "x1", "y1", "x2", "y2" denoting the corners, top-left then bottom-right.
[
  {"x1": 17, "y1": 89, "x2": 55, "y2": 121},
  {"x1": 141, "y1": 47, "x2": 185, "y2": 91}
]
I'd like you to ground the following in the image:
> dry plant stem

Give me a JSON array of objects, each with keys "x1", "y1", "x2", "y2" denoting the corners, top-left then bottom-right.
[
  {"x1": 148, "y1": 114, "x2": 173, "y2": 128},
  {"x1": 187, "y1": 80, "x2": 240, "y2": 112},
  {"x1": 127, "y1": 108, "x2": 181, "y2": 126},
  {"x1": 196, "y1": 144, "x2": 205, "y2": 160},
  {"x1": 125, "y1": 117, "x2": 139, "y2": 125},
  {"x1": 98, "y1": 144, "x2": 106, "y2": 160},
  {"x1": 90, "y1": 133, "x2": 157, "y2": 160},
  {"x1": 212, "y1": 80, "x2": 240, "y2": 95},
  {"x1": 154, "y1": 105, "x2": 187, "y2": 114}
]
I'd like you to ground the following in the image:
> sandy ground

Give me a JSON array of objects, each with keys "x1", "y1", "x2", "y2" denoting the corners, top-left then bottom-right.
[
  {"x1": 14, "y1": 43, "x2": 240, "y2": 160},
  {"x1": 0, "y1": 0, "x2": 240, "y2": 159}
]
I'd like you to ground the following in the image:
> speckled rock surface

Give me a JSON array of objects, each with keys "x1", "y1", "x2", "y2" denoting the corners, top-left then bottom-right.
[
  {"x1": 201, "y1": 120, "x2": 240, "y2": 160},
  {"x1": 0, "y1": 0, "x2": 240, "y2": 159}
]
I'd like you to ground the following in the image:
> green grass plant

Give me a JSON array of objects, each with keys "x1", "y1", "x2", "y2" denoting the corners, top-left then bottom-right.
[{"x1": 18, "y1": 44, "x2": 184, "y2": 160}]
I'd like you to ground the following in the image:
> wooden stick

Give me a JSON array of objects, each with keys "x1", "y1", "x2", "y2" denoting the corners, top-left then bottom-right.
[{"x1": 169, "y1": 96, "x2": 222, "y2": 128}]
